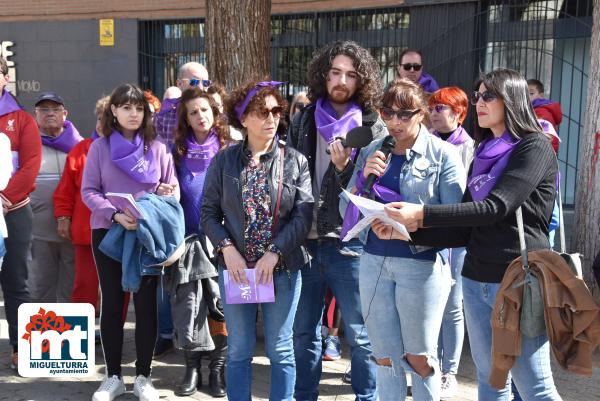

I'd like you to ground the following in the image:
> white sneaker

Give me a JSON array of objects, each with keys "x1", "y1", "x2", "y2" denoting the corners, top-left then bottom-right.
[
  {"x1": 440, "y1": 373, "x2": 458, "y2": 399},
  {"x1": 133, "y1": 375, "x2": 159, "y2": 401},
  {"x1": 92, "y1": 375, "x2": 126, "y2": 401}
]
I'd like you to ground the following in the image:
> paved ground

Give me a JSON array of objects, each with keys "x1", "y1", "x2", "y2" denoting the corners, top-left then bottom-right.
[
  {"x1": 2, "y1": 292, "x2": 600, "y2": 401},
  {"x1": 3, "y1": 210, "x2": 600, "y2": 401}
]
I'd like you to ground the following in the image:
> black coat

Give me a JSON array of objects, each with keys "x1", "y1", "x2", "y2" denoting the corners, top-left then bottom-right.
[{"x1": 201, "y1": 139, "x2": 314, "y2": 271}]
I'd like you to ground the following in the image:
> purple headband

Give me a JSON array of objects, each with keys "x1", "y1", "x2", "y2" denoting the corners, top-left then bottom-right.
[{"x1": 234, "y1": 81, "x2": 285, "y2": 121}]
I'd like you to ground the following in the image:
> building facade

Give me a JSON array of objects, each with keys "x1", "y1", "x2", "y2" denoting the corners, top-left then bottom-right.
[{"x1": 0, "y1": 0, "x2": 593, "y2": 204}]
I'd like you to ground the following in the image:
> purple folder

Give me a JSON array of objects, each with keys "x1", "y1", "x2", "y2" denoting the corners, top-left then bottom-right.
[{"x1": 223, "y1": 269, "x2": 275, "y2": 304}]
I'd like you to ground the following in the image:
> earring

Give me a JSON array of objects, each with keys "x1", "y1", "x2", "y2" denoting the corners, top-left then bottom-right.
[{"x1": 113, "y1": 116, "x2": 117, "y2": 124}]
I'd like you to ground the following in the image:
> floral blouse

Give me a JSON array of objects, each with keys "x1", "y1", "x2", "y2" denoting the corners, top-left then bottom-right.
[{"x1": 242, "y1": 155, "x2": 273, "y2": 263}]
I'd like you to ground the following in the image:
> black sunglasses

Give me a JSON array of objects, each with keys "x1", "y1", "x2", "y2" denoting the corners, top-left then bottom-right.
[
  {"x1": 254, "y1": 106, "x2": 284, "y2": 120},
  {"x1": 470, "y1": 91, "x2": 498, "y2": 105},
  {"x1": 400, "y1": 63, "x2": 422, "y2": 72},
  {"x1": 381, "y1": 108, "x2": 420, "y2": 122}
]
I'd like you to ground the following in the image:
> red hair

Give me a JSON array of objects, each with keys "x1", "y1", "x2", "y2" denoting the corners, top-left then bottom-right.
[
  {"x1": 144, "y1": 90, "x2": 161, "y2": 113},
  {"x1": 428, "y1": 86, "x2": 468, "y2": 124}
]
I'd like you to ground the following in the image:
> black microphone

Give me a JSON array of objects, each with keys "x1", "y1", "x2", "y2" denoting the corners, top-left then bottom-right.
[
  {"x1": 325, "y1": 126, "x2": 374, "y2": 154},
  {"x1": 363, "y1": 135, "x2": 397, "y2": 198}
]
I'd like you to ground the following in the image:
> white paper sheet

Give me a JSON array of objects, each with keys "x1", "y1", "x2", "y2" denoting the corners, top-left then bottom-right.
[{"x1": 341, "y1": 189, "x2": 411, "y2": 242}]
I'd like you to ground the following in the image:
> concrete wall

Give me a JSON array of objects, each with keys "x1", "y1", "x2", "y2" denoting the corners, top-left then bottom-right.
[{"x1": 0, "y1": 19, "x2": 138, "y2": 136}]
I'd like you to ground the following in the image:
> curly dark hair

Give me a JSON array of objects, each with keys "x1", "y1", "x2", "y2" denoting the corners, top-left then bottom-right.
[
  {"x1": 101, "y1": 83, "x2": 156, "y2": 149},
  {"x1": 173, "y1": 87, "x2": 230, "y2": 164},
  {"x1": 224, "y1": 78, "x2": 288, "y2": 135},
  {"x1": 307, "y1": 40, "x2": 383, "y2": 112}
]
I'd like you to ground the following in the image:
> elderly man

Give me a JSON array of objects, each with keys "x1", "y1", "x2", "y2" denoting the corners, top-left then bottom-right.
[
  {"x1": 154, "y1": 62, "x2": 210, "y2": 147},
  {"x1": 397, "y1": 48, "x2": 439, "y2": 94},
  {"x1": 0, "y1": 56, "x2": 42, "y2": 371},
  {"x1": 29, "y1": 91, "x2": 82, "y2": 304}
]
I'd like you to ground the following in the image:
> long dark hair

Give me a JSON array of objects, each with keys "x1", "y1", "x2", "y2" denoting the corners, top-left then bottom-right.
[
  {"x1": 473, "y1": 68, "x2": 542, "y2": 144},
  {"x1": 173, "y1": 87, "x2": 230, "y2": 164},
  {"x1": 101, "y1": 83, "x2": 156, "y2": 148},
  {"x1": 307, "y1": 40, "x2": 382, "y2": 112}
]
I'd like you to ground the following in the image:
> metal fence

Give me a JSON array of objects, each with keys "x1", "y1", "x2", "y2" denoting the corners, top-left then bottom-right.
[{"x1": 138, "y1": 0, "x2": 592, "y2": 205}]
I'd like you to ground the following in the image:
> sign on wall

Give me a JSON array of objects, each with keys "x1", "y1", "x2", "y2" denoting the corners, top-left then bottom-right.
[
  {"x1": 1, "y1": 41, "x2": 17, "y2": 95},
  {"x1": 99, "y1": 19, "x2": 114, "y2": 47}
]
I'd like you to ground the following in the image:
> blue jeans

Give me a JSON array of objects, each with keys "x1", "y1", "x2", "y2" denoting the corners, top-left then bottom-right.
[
  {"x1": 293, "y1": 239, "x2": 377, "y2": 401},
  {"x1": 219, "y1": 267, "x2": 301, "y2": 401},
  {"x1": 438, "y1": 247, "x2": 466, "y2": 375},
  {"x1": 360, "y1": 252, "x2": 450, "y2": 401},
  {"x1": 462, "y1": 277, "x2": 562, "y2": 401},
  {"x1": 157, "y1": 279, "x2": 173, "y2": 339}
]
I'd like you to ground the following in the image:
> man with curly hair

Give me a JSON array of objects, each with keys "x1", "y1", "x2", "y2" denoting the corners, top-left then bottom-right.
[{"x1": 288, "y1": 40, "x2": 387, "y2": 401}]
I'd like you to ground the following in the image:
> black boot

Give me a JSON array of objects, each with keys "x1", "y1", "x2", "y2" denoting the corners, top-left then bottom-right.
[
  {"x1": 175, "y1": 350, "x2": 202, "y2": 397},
  {"x1": 208, "y1": 335, "x2": 227, "y2": 398}
]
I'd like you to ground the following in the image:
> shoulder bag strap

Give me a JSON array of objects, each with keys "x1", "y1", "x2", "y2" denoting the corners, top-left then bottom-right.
[
  {"x1": 516, "y1": 206, "x2": 529, "y2": 270},
  {"x1": 556, "y1": 163, "x2": 566, "y2": 254},
  {"x1": 272, "y1": 145, "x2": 284, "y2": 235}
]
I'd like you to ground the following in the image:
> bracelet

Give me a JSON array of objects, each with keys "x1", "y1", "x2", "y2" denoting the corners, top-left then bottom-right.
[
  {"x1": 56, "y1": 216, "x2": 71, "y2": 222},
  {"x1": 111, "y1": 211, "x2": 119, "y2": 222}
]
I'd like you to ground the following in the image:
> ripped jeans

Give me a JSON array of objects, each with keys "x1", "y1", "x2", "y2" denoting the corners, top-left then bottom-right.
[{"x1": 359, "y1": 252, "x2": 451, "y2": 401}]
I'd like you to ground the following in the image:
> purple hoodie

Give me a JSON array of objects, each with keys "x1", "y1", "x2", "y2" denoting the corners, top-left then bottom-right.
[{"x1": 81, "y1": 136, "x2": 179, "y2": 229}]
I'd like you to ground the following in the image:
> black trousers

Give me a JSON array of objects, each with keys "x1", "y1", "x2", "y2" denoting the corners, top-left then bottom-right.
[
  {"x1": 0, "y1": 205, "x2": 33, "y2": 349},
  {"x1": 92, "y1": 229, "x2": 158, "y2": 377}
]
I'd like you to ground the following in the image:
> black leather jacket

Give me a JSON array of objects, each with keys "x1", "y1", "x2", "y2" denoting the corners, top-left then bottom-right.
[
  {"x1": 286, "y1": 104, "x2": 388, "y2": 237},
  {"x1": 201, "y1": 139, "x2": 314, "y2": 272}
]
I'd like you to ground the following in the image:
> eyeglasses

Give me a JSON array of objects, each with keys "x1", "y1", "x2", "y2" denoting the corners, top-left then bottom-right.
[
  {"x1": 400, "y1": 63, "x2": 422, "y2": 72},
  {"x1": 183, "y1": 78, "x2": 212, "y2": 88},
  {"x1": 470, "y1": 91, "x2": 498, "y2": 105},
  {"x1": 380, "y1": 108, "x2": 420, "y2": 122},
  {"x1": 35, "y1": 107, "x2": 64, "y2": 114},
  {"x1": 253, "y1": 106, "x2": 284, "y2": 120},
  {"x1": 428, "y1": 104, "x2": 450, "y2": 114}
]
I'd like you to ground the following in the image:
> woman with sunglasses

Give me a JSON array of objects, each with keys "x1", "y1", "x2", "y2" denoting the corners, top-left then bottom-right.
[
  {"x1": 340, "y1": 78, "x2": 465, "y2": 401},
  {"x1": 379, "y1": 69, "x2": 562, "y2": 400},
  {"x1": 201, "y1": 79, "x2": 313, "y2": 401},
  {"x1": 427, "y1": 86, "x2": 473, "y2": 398}
]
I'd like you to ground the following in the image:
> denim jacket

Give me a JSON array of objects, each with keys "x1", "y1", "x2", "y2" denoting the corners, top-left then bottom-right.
[
  {"x1": 340, "y1": 125, "x2": 466, "y2": 245},
  {"x1": 99, "y1": 193, "x2": 186, "y2": 292}
]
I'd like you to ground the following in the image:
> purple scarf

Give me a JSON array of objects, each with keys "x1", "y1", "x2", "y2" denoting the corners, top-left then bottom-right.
[
  {"x1": 433, "y1": 125, "x2": 470, "y2": 146},
  {"x1": 0, "y1": 89, "x2": 22, "y2": 117},
  {"x1": 184, "y1": 128, "x2": 220, "y2": 176},
  {"x1": 467, "y1": 131, "x2": 520, "y2": 201},
  {"x1": 41, "y1": 120, "x2": 83, "y2": 153},
  {"x1": 418, "y1": 72, "x2": 439, "y2": 94},
  {"x1": 340, "y1": 171, "x2": 403, "y2": 238},
  {"x1": 532, "y1": 98, "x2": 554, "y2": 108},
  {"x1": 314, "y1": 97, "x2": 362, "y2": 144},
  {"x1": 109, "y1": 131, "x2": 159, "y2": 184}
]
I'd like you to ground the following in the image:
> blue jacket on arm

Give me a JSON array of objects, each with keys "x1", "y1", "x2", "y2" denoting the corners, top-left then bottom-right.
[{"x1": 99, "y1": 193, "x2": 186, "y2": 292}]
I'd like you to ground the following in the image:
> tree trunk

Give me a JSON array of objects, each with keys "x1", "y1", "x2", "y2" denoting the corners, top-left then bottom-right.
[
  {"x1": 206, "y1": 0, "x2": 271, "y2": 89},
  {"x1": 574, "y1": 0, "x2": 600, "y2": 297}
]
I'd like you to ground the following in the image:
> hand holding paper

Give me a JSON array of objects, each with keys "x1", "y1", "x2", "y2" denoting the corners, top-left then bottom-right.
[{"x1": 341, "y1": 190, "x2": 411, "y2": 242}]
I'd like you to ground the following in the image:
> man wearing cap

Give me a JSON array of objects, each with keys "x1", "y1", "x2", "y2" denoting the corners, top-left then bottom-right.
[
  {"x1": 154, "y1": 62, "x2": 210, "y2": 148},
  {"x1": 0, "y1": 56, "x2": 42, "y2": 371},
  {"x1": 397, "y1": 48, "x2": 439, "y2": 95},
  {"x1": 28, "y1": 91, "x2": 82, "y2": 303}
]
